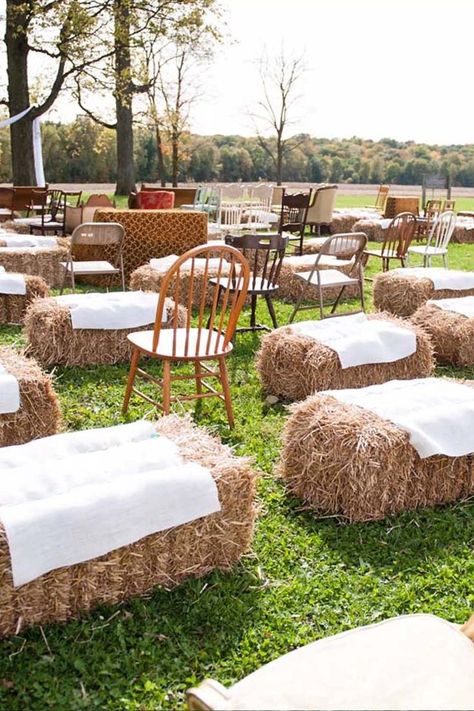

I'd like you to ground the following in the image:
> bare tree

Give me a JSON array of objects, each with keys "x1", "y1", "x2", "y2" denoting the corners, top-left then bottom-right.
[{"x1": 252, "y1": 49, "x2": 305, "y2": 186}]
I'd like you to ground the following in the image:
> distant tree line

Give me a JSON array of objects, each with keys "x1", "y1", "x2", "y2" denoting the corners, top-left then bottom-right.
[{"x1": 0, "y1": 120, "x2": 473, "y2": 188}]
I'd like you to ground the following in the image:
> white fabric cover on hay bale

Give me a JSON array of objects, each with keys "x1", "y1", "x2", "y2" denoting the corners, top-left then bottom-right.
[
  {"x1": 256, "y1": 314, "x2": 433, "y2": 401},
  {"x1": 24, "y1": 295, "x2": 186, "y2": 367},
  {"x1": 277, "y1": 254, "x2": 360, "y2": 303},
  {"x1": 0, "y1": 274, "x2": 49, "y2": 324},
  {"x1": 412, "y1": 301, "x2": 474, "y2": 366},
  {"x1": 279, "y1": 379, "x2": 474, "y2": 522},
  {"x1": 0, "y1": 243, "x2": 69, "y2": 288},
  {"x1": 373, "y1": 270, "x2": 474, "y2": 317},
  {"x1": 0, "y1": 346, "x2": 62, "y2": 447},
  {"x1": 0, "y1": 415, "x2": 256, "y2": 637},
  {"x1": 187, "y1": 614, "x2": 474, "y2": 711}
]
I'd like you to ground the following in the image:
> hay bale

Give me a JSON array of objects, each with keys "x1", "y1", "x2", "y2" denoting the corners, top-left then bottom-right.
[
  {"x1": 0, "y1": 245, "x2": 68, "y2": 287},
  {"x1": 277, "y1": 254, "x2": 360, "y2": 303},
  {"x1": 448, "y1": 218, "x2": 474, "y2": 244},
  {"x1": 0, "y1": 346, "x2": 62, "y2": 447},
  {"x1": 0, "y1": 274, "x2": 49, "y2": 325},
  {"x1": 352, "y1": 218, "x2": 385, "y2": 242},
  {"x1": 279, "y1": 381, "x2": 474, "y2": 522},
  {"x1": 329, "y1": 210, "x2": 381, "y2": 235},
  {"x1": 0, "y1": 415, "x2": 256, "y2": 637},
  {"x1": 130, "y1": 260, "x2": 232, "y2": 308},
  {"x1": 373, "y1": 271, "x2": 474, "y2": 317},
  {"x1": 412, "y1": 303, "x2": 474, "y2": 367},
  {"x1": 257, "y1": 314, "x2": 434, "y2": 401},
  {"x1": 24, "y1": 296, "x2": 187, "y2": 367}
]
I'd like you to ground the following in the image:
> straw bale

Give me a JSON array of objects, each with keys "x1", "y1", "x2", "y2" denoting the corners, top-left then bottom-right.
[
  {"x1": 24, "y1": 296, "x2": 187, "y2": 367},
  {"x1": 130, "y1": 261, "x2": 233, "y2": 308},
  {"x1": 451, "y1": 221, "x2": 474, "y2": 244},
  {"x1": 0, "y1": 245, "x2": 68, "y2": 287},
  {"x1": 277, "y1": 255, "x2": 360, "y2": 303},
  {"x1": 257, "y1": 313, "x2": 434, "y2": 401},
  {"x1": 0, "y1": 415, "x2": 256, "y2": 637},
  {"x1": 329, "y1": 214, "x2": 361, "y2": 234},
  {"x1": 411, "y1": 303, "x2": 474, "y2": 367},
  {"x1": 0, "y1": 275, "x2": 49, "y2": 325},
  {"x1": 352, "y1": 218, "x2": 385, "y2": 242},
  {"x1": 279, "y1": 381, "x2": 474, "y2": 522},
  {"x1": 0, "y1": 346, "x2": 62, "y2": 448},
  {"x1": 373, "y1": 271, "x2": 474, "y2": 317}
]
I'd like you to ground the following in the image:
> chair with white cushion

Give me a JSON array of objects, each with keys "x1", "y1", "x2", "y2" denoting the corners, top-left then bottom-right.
[
  {"x1": 60, "y1": 222, "x2": 125, "y2": 294},
  {"x1": 407, "y1": 210, "x2": 456, "y2": 268},
  {"x1": 289, "y1": 232, "x2": 367, "y2": 321}
]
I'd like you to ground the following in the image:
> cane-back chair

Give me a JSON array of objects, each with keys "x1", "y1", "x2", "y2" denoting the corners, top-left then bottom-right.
[
  {"x1": 122, "y1": 244, "x2": 250, "y2": 427},
  {"x1": 279, "y1": 189, "x2": 313, "y2": 255},
  {"x1": 363, "y1": 212, "x2": 417, "y2": 271},
  {"x1": 60, "y1": 222, "x2": 125, "y2": 293},
  {"x1": 289, "y1": 232, "x2": 367, "y2": 322},
  {"x1": 213, "y1": 233, "x2": 288, "y2": 332}
]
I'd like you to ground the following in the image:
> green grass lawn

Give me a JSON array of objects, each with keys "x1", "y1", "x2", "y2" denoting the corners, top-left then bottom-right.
[
  {"x1": 337, "y1": 194, "x2": 474, "y2": 211},
  {"x1": 0, "y1": 244, "x2": 474, "y2": 709}
]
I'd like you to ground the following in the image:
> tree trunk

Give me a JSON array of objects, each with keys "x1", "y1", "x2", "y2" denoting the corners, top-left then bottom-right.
[
  {"x1": 114, "y1": 0, "x2": 135, "y2": 196},
  {"x1": 5, "y1": 0, "x2": 36, "y2": 185},
  {"x1": 171, "y1": 135, "x2": 179, "y2": 187},
  {"x1": 276, "y1": 138, "x2": 283, "y2": 186},
  {"x1": 154, "y1": 122, "x2": 166, "y2": 187}
]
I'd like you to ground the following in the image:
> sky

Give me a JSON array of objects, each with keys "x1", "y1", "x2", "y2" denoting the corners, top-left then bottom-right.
[{"x1": 17, "y1": 0, "x2": 474, "y2": 145}]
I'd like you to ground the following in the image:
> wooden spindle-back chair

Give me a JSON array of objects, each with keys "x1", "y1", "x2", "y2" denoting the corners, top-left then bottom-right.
[
  {"x1": 364, "y1": 212, "x2": 417, "y2": 271},
  {"x1": 279, "y1": 189, "x2": 313, "y2": 255},
  {"x1": 122, "y1": 244, "x2": 250, "y2": 427}
]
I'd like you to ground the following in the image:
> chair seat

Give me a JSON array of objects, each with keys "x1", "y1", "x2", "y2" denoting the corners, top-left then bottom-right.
[
  {"x1": 210, "y1": 275, "x2": 278, "y2": 295},
  {"x1": 315, "y1": 255, "x2": 355, "y2": 267},
  {"x1": 296, "y1": 269, "x2": 358, "y2": 288},
  {"x1": 364, "y1": 249, "x2": 402, "y2": 259},
  {"x1": 408, "y1": 246, "x2": 447, "y2": 256},
  {"x1": 128, "y1": 328, "x2": 232, "y2": 359},
  {"x1": 61, "y1": 260, "x2": 119, "y2": 275}
]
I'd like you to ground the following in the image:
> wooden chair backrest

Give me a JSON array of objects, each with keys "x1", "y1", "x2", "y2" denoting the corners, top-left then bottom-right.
[
  {"x1": 152, "y1": 245, "x2": 250, "y2": 357},
  {"x1": 382, "y1": 212, "x2": 417, "y2": 257},
  {"x1": 280, "y1": 190, "x2": 313, "y2": 234},
  {"x1": 443, "y1": 199, "x2": 456, "y2": 211},
  {"x1": 374, "y1": 185, "x2": 390, "y2": 211},
  {"x1": 12, "y1": 185, "x2": 48, "y2": 211},
  {"x1": 224, "y1": 232, "x2": 288, "y2": 291}
]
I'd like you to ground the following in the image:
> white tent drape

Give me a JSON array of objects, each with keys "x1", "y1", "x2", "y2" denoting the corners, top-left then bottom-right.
[{"x1": 0, "y1": 106, "x2": 46, "y2": 186}]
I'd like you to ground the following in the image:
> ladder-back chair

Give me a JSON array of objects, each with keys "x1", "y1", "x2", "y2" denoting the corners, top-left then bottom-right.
[
  {"x1": 122, "y1": 244, "x2": 250, "y2": 428},
  {"x1": 279, "y1": 190, "x2": 313, "y2": 255},
  {"x1": 363, "y1": 212, "x2": 417, "y2": 271},
  {"x1": 215, "y1": 233, "x2": 288, "y2": 331},
  {"x1": 289, "y1": 232, "x2": 367, "y2": 321},
  {"x1": 60, "y1": 222, "x2": 125, "y2": 293}
]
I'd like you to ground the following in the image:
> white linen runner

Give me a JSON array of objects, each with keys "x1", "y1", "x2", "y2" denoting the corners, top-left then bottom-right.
[
  {"x1": 428, "y1": 296, "x2": 474, "y2": 318},
  {"x1": 323, "y1": 378, "x2": 474, "y2": 458},
  {"x1": 0, "y1": 235, "x2": 58, "y2": 249},
  {"x1": 0, "y1": 362, "x2": 20, "y2": 415},
  {"x1": 291, "y1": 314, "x2": 416, "y2": 369},
  {"x1": 0, "y1": 266, "x2": 26, "y2": 295},
  {"x1": 0, "y1": 425, "x2": 220, "y2": 587},
  {"x1": 54, "y1": 291, "x2": 162, "y2": 330},
  {"x1": 392, "y1": 267, "x2": 474, "y2": 291}
]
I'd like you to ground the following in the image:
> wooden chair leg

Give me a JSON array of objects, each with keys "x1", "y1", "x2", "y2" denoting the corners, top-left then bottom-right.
[
  {"x1": 122, "y1": 347, "x2": 140, "y2": 413},
  {"x1": 265, "y1": 294, "x2": 278, "y2": 328},
  {"x1": 162, "y1": 360, "x2": 171, "y2": 415},
  {"x1": 218, "y1": 357, "x2": 234, "y2": 428},
  {"x1": 195, "y1": 361, "x2": 203, "y2": 394}
]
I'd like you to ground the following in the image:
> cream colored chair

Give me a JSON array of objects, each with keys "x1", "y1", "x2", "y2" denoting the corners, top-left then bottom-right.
[
  {"x1": 65, "y1": 194, "x2": 115, "y2": 234},
  {"x1": 306, "y1": 184, "x2": 338, "y2": 235},
  {"x1": 187, "y1": 613, "x2": 474, "y2": 711}
]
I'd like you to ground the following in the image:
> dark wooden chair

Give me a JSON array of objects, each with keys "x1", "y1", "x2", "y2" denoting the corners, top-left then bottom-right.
[
  {"x1": 122, "y1": 244, "x2": 250, "y2": 428},
  {"x1": 363, "y1": 212, "x2": 417, "y2": 271},
  {"x1": 278, "y1": 190, "x2": 313, "y2": 255},
  {"x1": 212, "y1": 232, "x2": 288, "y2": 332}
]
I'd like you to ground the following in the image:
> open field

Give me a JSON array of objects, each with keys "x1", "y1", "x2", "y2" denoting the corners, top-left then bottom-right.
[{"x1": 0, "y1": 242, "x2": 473, "y2": 709}]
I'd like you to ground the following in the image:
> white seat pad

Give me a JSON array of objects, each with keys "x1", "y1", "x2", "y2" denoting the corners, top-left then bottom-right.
[
  {"x1": 291, "y1": 313, "x2": 416, "y2": 369},
  {"x1": 0, "y1": 266, "x2": 26, "y2": 295},
  {"x1": 392, "y1": 267, "x2": 474, "y2": 291},
  {"x1": 54, "y1": 291, "x2": 161, "y2": 330},
  {"x1": 323, "y1": 378, "x2": 474, "y2": 458},
  {"x1": 223, "y1": 614, "x2": 474, "y2": 711},
  {"x1": 62, "y1": 260, "x2": 117, "y2": 274}
]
